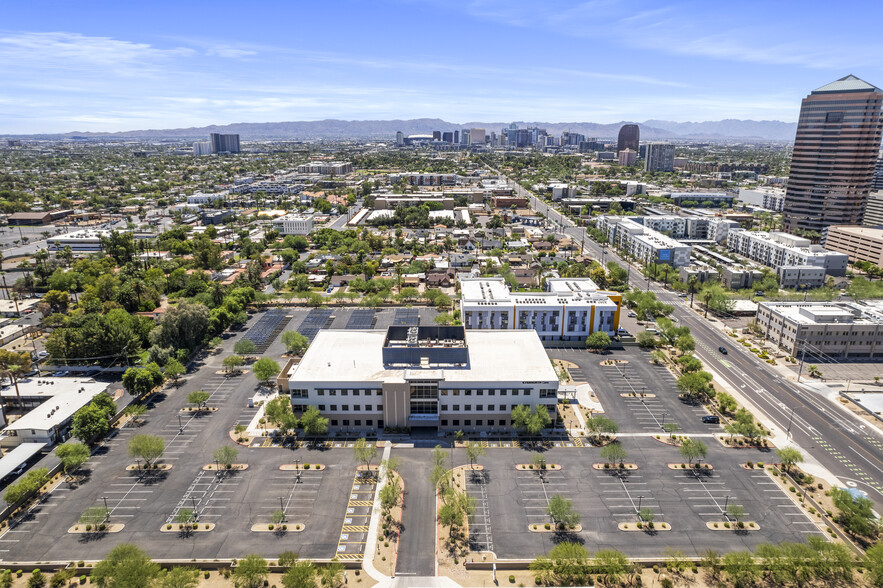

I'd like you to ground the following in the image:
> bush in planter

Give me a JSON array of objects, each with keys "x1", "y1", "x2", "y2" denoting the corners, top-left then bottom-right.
[
  {"x1": 303, "y1": 464, "x2": 310, "y2": 469},
  {"x1": 166, "y1": 524, "x2": 172, "y2": 530},
  {"x1": 85, "y1": 525, "x2": 91, "y2": 532},
  {"x1": 204, "y1": 572, "x2": 210, "y2": 579},
  {"x1": 648, "y1": 521, "x2": 654, "y2": 529},
  {"x1": 544, "y1": 523, "x2": 550, "y2": 530},
  {"x1": 724, "y1": 522, "x2": 730, "y2": 528},
  {"x1": 636, "y1": 522, "x2": 642, "y2": 529},
  {"x1": 746, "y1": 461, "x2": 753, "y2": 468},
  {"x1": 205, "y1": 524, "x2": 210, "y2": 530},
  {"x1": 79, "y1": 577, "x2": 87, "y2": 585},
  {"x1": 509, "y1": 575, "x2": 515, "y2": 584},
  {"x1": 737, "y1": 521, "x2": 745, "y2": 529},
  {"x1": 268, "y1": 524, "x2": 274, "y2": 530}
]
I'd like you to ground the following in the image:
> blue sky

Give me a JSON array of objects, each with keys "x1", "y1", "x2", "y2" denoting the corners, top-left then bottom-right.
[{"x1": 2, "y1": 0, "x2": 882, "y2": 133}]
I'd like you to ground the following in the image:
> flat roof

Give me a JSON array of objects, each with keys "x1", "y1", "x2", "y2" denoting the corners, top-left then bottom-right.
[
  {"x1": 287, "y1": 329, "x2": 557, "y2": 384},
  {"x1": 4, "y1": 379, "x2": 109, "y2": 432},
  {"x1": 0, "y1": 443, "x2": 46, "y2": 479}
]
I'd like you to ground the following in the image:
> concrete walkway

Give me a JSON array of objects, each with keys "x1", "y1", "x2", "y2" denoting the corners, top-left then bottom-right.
[{"x1": 363, "y1": 442, "x2": 393, "y2": 586}]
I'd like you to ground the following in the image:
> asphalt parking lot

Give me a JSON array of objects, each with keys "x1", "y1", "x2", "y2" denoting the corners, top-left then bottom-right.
[
  {"x1": 0, "y1": 314, "x2": 823, "y2": 565},
  {"x1": 459, "y1": 439, "x2": 823, "y2": 559},
  {"x1": 550, "y1": 346, "x2": 721, "y2": 436}
]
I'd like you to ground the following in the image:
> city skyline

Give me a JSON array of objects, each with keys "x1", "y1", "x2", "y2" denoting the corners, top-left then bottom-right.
[{"x1": 3, "y1": 0, "x2": 883, "y2": 133}]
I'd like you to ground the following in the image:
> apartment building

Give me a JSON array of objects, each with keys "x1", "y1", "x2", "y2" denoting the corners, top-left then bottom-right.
[
  {"x1": 272, "y1": 213, "x2": 314, "y2": 236},
  {"x1": 738, "y1": 187, "x2": 786, "y2": 212},
  {"x1": 276, "y1": 326, "x2": 558, "y2": 431},
  {"x1": 459, "y1": 277, "x2": 621, "y2": 342},
  {"x1": 296, "y1": 161, "x2": 353, "y2": 175},
  {"x1": 726, "y1": 229, "x2": 848, "y2": 276},
  {"x1": 822, "y1": 225, "x2": 883, "y2": 266},
  {"x1": 595, "y1": 216, "x2": 692, "y2": 267},
  {"x1": 755, "y1": 301, "x2": 883, "y2": 358},
  {"x1": 187, "y1": 192, "x2": 225, "y2": 205}
]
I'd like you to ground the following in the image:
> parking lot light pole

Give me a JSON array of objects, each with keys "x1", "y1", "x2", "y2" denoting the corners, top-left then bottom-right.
[
  {"x1": 102, "y1": 496, "x2": 109, "y2": 522},
  {"x1": 661, "y1": 413, "x2": 667, "y2": 430},
  {"x1": 294, "y1": 458, "x2": 301, "y2": 483},
  {"x1": 637, "y1": 495, "x2": 643, "y2": 514},
  {"x1": 178, "y1": 415, "x2": 183, "y2": 434},
  {"x1": 723, "y1": 495, "x2": 730, "y2": 517},
  {"x1": 279, "y1": 496, "x2": 285, "y2": 520},
  {"x1": 191, "y1": 497, "x2": 198, "y2": 520}
]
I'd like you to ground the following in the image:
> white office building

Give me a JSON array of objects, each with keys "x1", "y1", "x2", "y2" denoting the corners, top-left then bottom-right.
[
  {"x1": 459, "y1": 277, "x2": 622, "y2": 342},
  {"x1": 276, "y1": 326, "x2": 558, "y2": 432},
  {"x1": 192, "y1": 141, "x2": 212, "y2": 156},
  {"x1": 47, "y1": 229, "x2": 112, "y2": 252},
  {"x1": 272, "y1": 213, "x2": 314, "y2": 235},
  {"x1": 595, "y1": 216, "x2": 692, "y2": 267},
  {"x1": 187, "y1": 192, "x2": 225, "y2": 205},
  {"x1": 726, "y1": 229, "x2": 848, "y2": 276}
]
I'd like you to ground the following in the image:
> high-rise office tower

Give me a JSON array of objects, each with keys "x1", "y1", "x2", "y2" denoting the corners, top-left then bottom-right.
[
  {"x1": 644, "y1": 143, "x2": 675, "y2": 172},
  {"x1": 453, "y1": 130, "x2": 459, "y2": 144},
  {"x1": 617, "y1": 124, "x2": 640, "y2": 153},
  {"x1": 396, "y1": 131, "x2": 404, "y2": 147},
  {"x1": 783, "y1": 75, "x2": 883, "y2": 233},
  {"x1": 873, "y1": 151, "x2": 883, "y2": 191},
  {"x1": 209, "y1": 133, "x2": 240, "y2": 154},
  {"x1": 442, "y1": 131, "x2": 454, "y2": 143},
  {"x1": 470, "y1": 128, "x2": 486, "y2": 145},
  {"x1": 461, "y1": 129, "x2": 470, "y2": 145},
  {"x1": 432, "y1": 131, "x2": 441, "y2": 141}
]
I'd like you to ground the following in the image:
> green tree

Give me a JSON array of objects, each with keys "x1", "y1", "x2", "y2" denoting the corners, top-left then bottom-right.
[
  {"x1": 79, "y1": 506, "x2": 110, "y2": 528},
  {"x1": 831, "y1": 487, "x2": 879, "y2": 538},
  {"x1": 679, "y1": 438, "x2": 708, "y2": 466},
  {"x1": 127, "y1": 434, "x2": 165, "y2": 469},
  {"x1": 3, "y1": 467, "x2": 49, "y2": 505},
  {"x1": 55, "y1": 442, "x2": 90, "y2": 481},
  {"x1": 676, "y1": 355, "x2": 703, "y2": 373},
  {"x1": 511, "y1": 404, "x2": 551, "y2": 435},
  {"x1": 71, "y1": 403, "x2": 111, "y2": 444},
  {"x1": 722, "y1": 551, "x2": 758, "y2": 588},
  {"x1": 155, "y1": 567, "x2": 200, "y2": 588},
  {"x1": 530, "y1": 542, "x2": 592, "y2": 586},
  {"x1": 175, "y1": 508, "x2": 196, "y2": 534},
  {"x1": 281, "y1": 331, "x2": 310, "y2": 355},
  {"x1": 866, "y1": 543, "x2": 883, "y2": 587},
  {"x1": 163, "y1": 359, "x2": 185, "y2": 387},
  {"x1": 584, "y1": 415, "x2": 618, "y2": 441},
  {"x1": 214, "y1": 445, "x2": 239, "y2": 469},
  {"x1": 253, "y1": 358, "x2": 281, "y2": 385},
  {"x1": 379, "y1": 477, "x2": 401, "y2": 513},
  {"x1": 281, "y1": 559, "x2": 316, "y2": 588},
  {"x1": 124, "y1": 403, "x2": 147, "y2": 425},
  {"x1": 775, "y1": 446, "x2": 803, "y2": 474},
  {"x1": 317, "y1": 560, "x2": 344, "y2": 588},
  {"x1": 636, "y1": 330, "x2": 657, "y2": 348},
  {"x1": 187, "y1": 390, "x2": 210, "y2": 411},
  {"x1": 464, "y1": 440, "x2": 485, "y2": 469},
  {"x1": 677, "y1": 371, "x2": 714, "y2": 402},
  {"x1": 600, "y1": 443, "x2": 627, "y2": 468},
  {"x1": 594, "y1": 549, "x2": 629, "y2": 585},
  {"x1": 27, "y1": 570, "x2": 46, "y2": 588},
  {"x1": 91, "y1": 544, "x2": 160, "y2": 588},
  {"x1": 232, "y1": 555, "x2": 269, "y2": 588},
  {"x1": 585, "y1": 331, "x2": 611, "y2": 352},
  {"x1": 353, "y1": 438, "x2": 377, "y2": 470},
  {"x1": 547, "y1": 494, "x2": 580, "y2": 528},
  {"x1": 234, "y1": 338, "x2": 257, "y2": 355},
  {"x1": 300, "y1": 406, "x2": 328, "y2": 437},
  {"x1": 701, "y1": 284, "x2": 733, "y2": 318},
  {"x1": 223, "y1": 354, "x2": 244, "y2": 373},
  {"x1": 727, "y1": 504, "x2": 745, "y2": 524}
]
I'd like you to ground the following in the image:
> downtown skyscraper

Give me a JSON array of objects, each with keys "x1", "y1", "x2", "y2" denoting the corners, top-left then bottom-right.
[{"x1": 783, "y1": 75, "x2": 883, "y2": 233}]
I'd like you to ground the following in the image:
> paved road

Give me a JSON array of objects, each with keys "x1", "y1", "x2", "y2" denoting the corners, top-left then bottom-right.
[
  {"x1": 395, "y1": 450, "x2": 436, "y2": 577},
  {"x1": 506, "y1": 174, "x2": 883, "y2": 511}
]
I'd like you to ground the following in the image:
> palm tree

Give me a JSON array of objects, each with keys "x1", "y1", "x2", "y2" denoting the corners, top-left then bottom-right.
[
  {"x1": 687, "y1": 275, "x2": 699, "y2": 308},
  {"x1": 4, "y1": 365, "x2": 24, "y2": 408},
  {"x1": 702, "y1": 289, "x2": 714, "y2": 319}
]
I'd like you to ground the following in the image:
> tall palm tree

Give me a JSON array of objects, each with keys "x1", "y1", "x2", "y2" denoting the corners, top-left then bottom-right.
[{"x1": 687, "y1": 275, "x2": 699, "y2": 308}]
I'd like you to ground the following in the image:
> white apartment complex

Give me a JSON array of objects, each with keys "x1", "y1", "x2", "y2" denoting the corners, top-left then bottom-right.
[
  {"x1": 595, "y1": 216, "x2": 692, "y2": 267},
  {"x1": 272, "y1": 213, "x2": 314, "y2": 235},
  {"x1": 47, "y1": 229, "x2": 113, "y2": 252},
  {"x1": 459, "y1": 277, "x2": 622, "y2": 342},
  {"x1": 296, "y1": 161, "x2": 353, "y2": 175},
  {"x1": 726, "y1": 229, "x2": 848, "y2": 276},
  {"x1": 187, "y1": 192, "x2": 225, "y2": 205},
  {"x1": 276, "y1": 326, "x2": 558, "y2": 431}
]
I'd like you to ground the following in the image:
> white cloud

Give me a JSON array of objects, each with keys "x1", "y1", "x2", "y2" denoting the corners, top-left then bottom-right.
[{"x1": 206, "y1": 47, "x2": 258, "y2": 58}]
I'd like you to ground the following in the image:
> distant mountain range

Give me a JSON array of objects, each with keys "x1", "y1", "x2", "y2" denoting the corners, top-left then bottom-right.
[{"x1": 21, "y1": 118, "x2": 798, "y2": 142}]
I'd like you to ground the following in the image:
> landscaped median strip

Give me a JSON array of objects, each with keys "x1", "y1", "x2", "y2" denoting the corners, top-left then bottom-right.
[
  {"x1": 68, "y1": 524, "x2": 124, "y2": 534},
  {"x1": 618, "y1": 522, "x2": 671, "y2": 531}
]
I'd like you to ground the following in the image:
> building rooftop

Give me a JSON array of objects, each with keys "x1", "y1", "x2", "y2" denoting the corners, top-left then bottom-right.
[
  {"x1": 827, "y1": 225, "x2": 883, "y2": 239},
  {"x1": 761, "y1": 301, "x2": 883, "y2": 326},
  {"x1": 286, "y1": 329, "x2": 557, "y2": 383},
  {"x1": 813, "y1": 74, "x2": 881, "y2": 94},
  {"x1": 3, "y1": 378, "x2": 110, "y2": 432}
]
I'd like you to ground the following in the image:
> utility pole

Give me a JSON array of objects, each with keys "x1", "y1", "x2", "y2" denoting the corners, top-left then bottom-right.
[{"x1": 796, "y1": 339, "x2": 808, "y2": 383}]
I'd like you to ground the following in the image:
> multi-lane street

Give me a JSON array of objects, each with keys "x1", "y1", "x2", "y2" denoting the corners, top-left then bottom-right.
[{"x1": 510, "y1": 177, "x2": 883, "y2": 511}]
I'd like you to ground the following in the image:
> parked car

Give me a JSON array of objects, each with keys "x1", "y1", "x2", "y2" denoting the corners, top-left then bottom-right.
[
  {"x1": 627, "y1": 311, "x2": 637, "y2": 318},
  {"x1": 701, "y1": 415, "x2": 720, "y2": 424},
  {"x1": 718, "y1": 346, "x2": 727, "y2": 354}
]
